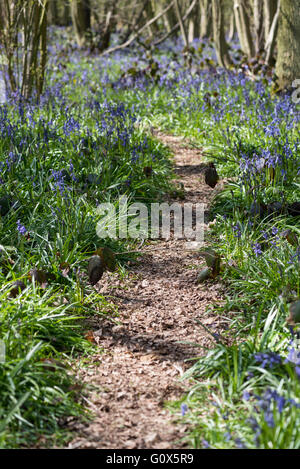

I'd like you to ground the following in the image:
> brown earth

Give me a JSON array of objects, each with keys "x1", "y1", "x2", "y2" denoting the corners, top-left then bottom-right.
[{"x1": 67, "y1": 133, "x2": 225, "y2": 449}]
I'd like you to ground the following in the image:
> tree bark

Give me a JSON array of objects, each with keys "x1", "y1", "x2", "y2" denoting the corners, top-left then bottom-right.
[
  {"x1": 276, "y1": 0, "x2": 300, "y2": 89},
  {"x1": 228, "y1": 12, "x2": 236, "y2": 42},
  {"x1": 234, "y1": 0, "x2": 255, "y2": 58},
  {"x1": 188, "y1": 1, "x2": 200, "y2": 41},
  {"x1": 48, "y1": 0, "x2": 58, "y2": 25},
  {"x1": 174, "y1": 0, "x2": 189, "y2": 46},
  {"x1": 199, "y1": 0, "x2": 212, "y2": 39},
  {"x1": 212, "y1": 0, "x2": 232, "y2": 68},
  {"x1": 264, "y1": 0, "x2": 278, "y2": 43},
  {"x1": 71, "y1": 0, "x2": 91, "y2": 48},
  {"x1": 253, "y1": 0, "x2": 265, "y2": 53},
  {"x1": 265, "y1": 0, "x2": 280, "y2": 64},
  {"x1": 61, "y1": 1, "x2": 71, "y2": 26}
]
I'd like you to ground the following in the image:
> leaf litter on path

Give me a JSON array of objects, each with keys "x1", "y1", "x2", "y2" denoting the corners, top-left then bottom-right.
[{"x1": 67, "y1": 133, "x2": 225, "y2": 449}]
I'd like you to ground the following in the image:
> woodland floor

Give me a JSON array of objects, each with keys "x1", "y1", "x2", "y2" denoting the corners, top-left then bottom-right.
[{"x1": 67, "y1": 133, "x2": 226, "y2": 449}]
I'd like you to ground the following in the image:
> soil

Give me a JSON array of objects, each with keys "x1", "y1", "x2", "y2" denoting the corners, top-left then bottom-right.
[{"x1": 67, "y1": 133, "x2": 225, "y2": 449}]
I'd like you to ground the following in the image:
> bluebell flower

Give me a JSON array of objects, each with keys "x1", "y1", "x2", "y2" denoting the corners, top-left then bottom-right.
[
  {"x1": 233, "y1": 223, "x2": 241, "y2": 238},
  {"x1": 284, "y1": 346, "x2": 300, "y2": 366},
  {"x1": 254, "y1": 351, "x2": 282, "y2": 369},
  {"x1": 234, "y1": 438, "x2": 246, "y2": 449},
  {"x1": 252, "y1": 243, "x2": 262, "y2": 257},
  {"x1": 16, "y1": 220, "x2": 27, "y2": 236},
  {"x1": 243, "y1": 391, "x2": 251, "y2": 401},
  {"x1": 202, "y1": 439, "x2": 210, "y2": 448},
  {"x1": 181, "y1": 403, "x2": 188, "y2": 416},
  {"x1": 264, "y1": 411, "x2": 275, "y2": 428}
]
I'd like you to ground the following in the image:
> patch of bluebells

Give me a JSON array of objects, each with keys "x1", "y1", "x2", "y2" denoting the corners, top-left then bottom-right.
[
  {"x1": 288, "y1": 247, "x2": 300, "y2": 265},
  {"x1": 285, "y1": 343, "x2": 300, "y2": 378},
  {"x1": 16, "y1": 220, "x2": 27, "y2": 236},
  {"x1": 232, "y1": 223, "x2": 241, "y2": 238},
  {"x1": 202, "y1": 439, "x2": 210, "y2": 448},
  {"x1": 68, "y1": 160, "x2": 77, "y2": 182},
  {"x1": 243, "y1": 388, "x2": 300, "y2": 447},
  {"x1": 252, "y1": 242, "x2": 263, "y2": 257},
  {"x1": 50, "y1": 169, "x2": 70, "y2": 196},
  {"x1": 253, "y1": 351, "x2": 282, "y2": 369},
  {"x1": 181, "y1": 403, "x2": 188, "y2": 416}
]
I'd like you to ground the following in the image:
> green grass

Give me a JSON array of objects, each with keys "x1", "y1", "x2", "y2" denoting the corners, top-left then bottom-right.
[
  {"x1": 1, "y1": 28, "x2": 300, "y2": 448},
  {"x1": 0, "y1": 38, "x2": 175, "y2": 447}
]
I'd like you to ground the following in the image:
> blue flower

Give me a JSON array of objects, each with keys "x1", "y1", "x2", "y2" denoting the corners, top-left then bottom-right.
[
  {"x1": 243, "y1": 391, "x2": 251, "y2": 401},
  {"x1": 284, "y1": 346, "x2": 300, "y2": 366},
  {"x1": 202, "y1": 439, "x2": 210, "y2": 448},
  {"x1": 181, "y1": 403, "x2": 188, "y2": 416},
  {"x1": 254, "y1": 351, "x2": 282, "y2": 369},
  {"x1": 264, "y1": 411, "x2": 275, "y2": 428},
  {"x1": 234, "y1": 438, "x2": 246, "y2": 449},
  {"x1": 252, "y1": 243, "x2": 262, "y2": 257},
  {"x1": 16, "y1": 219, "x2": 27, "y2": 236},
  {"x1": 233, "y1": 223, "x2": 242, "y2": 238}
]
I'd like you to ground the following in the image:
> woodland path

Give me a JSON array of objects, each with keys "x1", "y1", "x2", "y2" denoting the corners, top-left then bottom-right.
[{"x1": 67, "y1": 133, "x2": 225, "y2": 449}]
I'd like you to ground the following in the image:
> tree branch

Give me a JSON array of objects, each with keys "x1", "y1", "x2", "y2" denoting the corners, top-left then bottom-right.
[{"x1": 100, "y1": 1, "x2": 175, "y2": 56}]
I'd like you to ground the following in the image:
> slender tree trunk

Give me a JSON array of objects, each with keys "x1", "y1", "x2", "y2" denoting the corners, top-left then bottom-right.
[
  {"x1": 61, "y1": 1, "x2": 71, "y2": 26},
  {"x1": 188, "y1": 1, "x2": 200, "y2": 41},
  {"x1": 264, "y1": 0, "x2": 278, "y2": 43},
  {"x1": 212, "y1": 0, "x2": 232, "y2": 68},
  {"x1": 165, "y1": 1, "x2": 177, "y2": 32},
  {"x1": 71, "y1": 0, "x2": 91, "y2": 48},
  {"x1": 228, "y1": 12, "x2": 236, "y2": 41},
  {"x1": 174, "y1": 0, "x2": 189, "y2": 46},
  {"x1": 48, "y1": 0, "x2": 58, "y2": 24},
  {"x1": 199, "y1": 0, "x2": 212, "y2": 39},
  {"x1": 276, "y1": 0, "x2": 300, "y2": 89},
  {"x1": 253, "y1": 0, "x2": 265, "y2": 53},
  {"x1": 143, "y1": 0, "x2": 157, "y2": 38},
  {"x1": 265, "y1": 0, "x2": 280, "y2": 64},
  {"x1": 98, "y1": 3, "x2": 116, "y2": 52},
  {"x1": 234, "y1": 0, "x2": 255, "y2": 58},
  {"x1": 0, "y1": 0, "x2": 48, "y2": 100}
]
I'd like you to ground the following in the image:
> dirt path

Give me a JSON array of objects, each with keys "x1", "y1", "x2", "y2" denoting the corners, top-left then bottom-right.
[{"x1": 67, "y1": 133, "x2": 225, "y2": 449}]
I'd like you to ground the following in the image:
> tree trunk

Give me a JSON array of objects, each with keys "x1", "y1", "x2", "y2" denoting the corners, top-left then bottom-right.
[
  {"x1": 174, "y1": 0, "x2": 189, "y2": 46},
  {"x1": 199, "y1": 0, "x2": 212, "y2": 39},
  {"x1": 264, "y1": 0, "x2": 278, "y2": 42},
  {"x1": 165, "y1": 1, "x2": 178, "y2": 32},
  {"x1": 276, "y1": 0, "x2": 300, "y2": 89},
  {"x1": 71, "y1": 0, "x2": 91, "y2": 48},
  {"x1": 143, "y1": 0, "x2": 157, "y2": 38},
  {"x1": 48, "y1": 0, "x2": 58, "y2": 25},
  {"x1": 188, "y1": 1, "x2": 200, "y2": 41},
  {"x1": 228, "y1": 12, "x2": 236, "y2": 42},
  {"x1": 234, "y1": 0, "x2": 255, "y2": 58},
  {"x1": 212, "y1": 0, "x2": 232, "y2": 68},
  {"x1": 253, "y1": 0, "x2": 265, "y2": 53},
  {"x1": 61, "y1": 1, "x2": 71, "y2": 26},
  {"x1": 0, "y1": 0, "x2": 49, "y2": 100},
  {"x1": 265, "y1": 0, "x2": 280, "y2": 64}
]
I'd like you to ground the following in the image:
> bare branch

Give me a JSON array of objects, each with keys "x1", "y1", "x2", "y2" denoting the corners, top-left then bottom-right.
[
  {"x1": 100, "y1": 1, "x2": 175, "y2": 56},
  {"x1": 153, "y1": 0, "x2": 198, "y2": 47}
]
